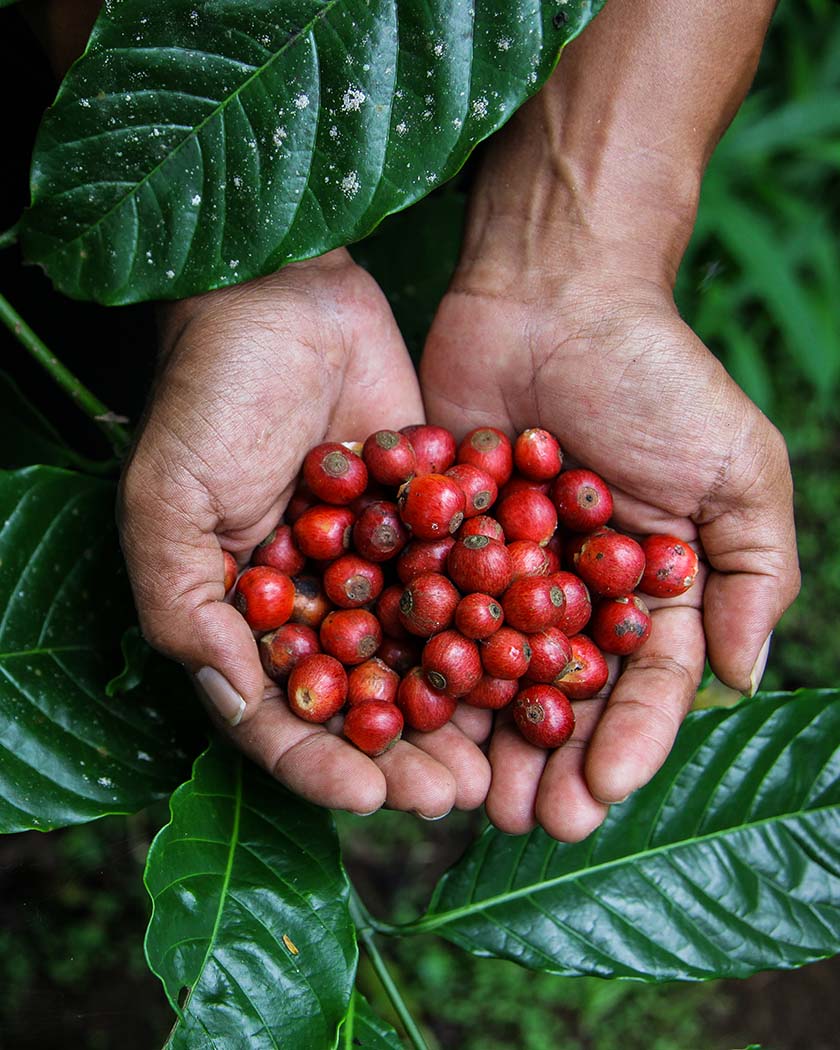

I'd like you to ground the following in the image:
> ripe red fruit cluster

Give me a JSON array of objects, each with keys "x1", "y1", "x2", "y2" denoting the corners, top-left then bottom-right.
[{"x1": 227, "y1": 426, "x2": 700, "y2": 755}]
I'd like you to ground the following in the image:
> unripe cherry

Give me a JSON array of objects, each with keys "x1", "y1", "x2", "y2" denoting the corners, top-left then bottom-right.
[
  {"x1": 259, "y1": 623, "x2": 321, "y2": 683},
  {"x1": 320, "y1": 609, "x2": 382, "y2": 665},
  {"x1": 398, "y1": 474, "x2": 466, "y2": 539},
  {"x1": 575, "y1": 531, "x2": 645, "y2": 597},
  {"x1": 396, "y1": 536, "x2": 456, "y2": 584},
  {"x1": 292, "y1": 505, "x2": 354, "y2": 561},
  {"x1": 287, "y1": 654, "x2": 348, "y2": 722},
  {"x1": 233, "y1": 566, "x2": 295, "y2": 632},
  {"x1": 352, "y1": 501, "x2": 409, "y2": 562},
  {"x1": 481, "y1": 627, "x2": 532, "y2": 679},
  {"x1": 252, "y1": 524, "x2": 306, "y2": 575},
  {"x1": 507, "y1": 539, "x2": 552, "y2": 582},
  {"x1": 362, "y1": 430, "x2": 417, "y2": 486},
  {"x1": 550, "y1": 571, "x2": 593, "y2": 636},
  {"x1": 526, "y1": 627, "x2": 573, "y2": 683},
  {"x1": 445, "y1": 463, "x2": 498, "y2": 518},
  {"x1": 400, "y1": 424, "x2": 457, "y2": 475},
  {"x1": 513, "y1": 685, "x2": 575, "y2": 748},
  {"x1": 303, "y1": 442, "x2": 368, "y2": 504},
  {"x1": 463, "y1": 674, "x2": 519, "y2": 710},
  {"x1": 495, "y1": 490, "x2": 557, "y2": 546},
  {"x1": 397, "y1": 666, "x2": 457, "y2": 731},
  {"x1": 591, "y1": 594, "x2": 652, "y2": 655},
  {"x1": 344, "y1": 701, "x2": 404, "y2": 756},
  {"x1": 222, "y1": 550, "x2": 238, "y2": 593},
  {"x1": 455, "y1": 592, "x2": 504, "y2": 640},
  {"x1": 447, "y1": 535, "x2": 513, "y2": 596},
  {"x1": 459, "y1": 515, "x2": 506, "y2": 543},
  {"x1": 501, "y1": 576, "x2": 565, "y2": 633},
  {"x1": 513, "y1": 428, "x2": 563, "y2": 481},
  {"x1": 322, "y1": 554, "x2": 384, "y2": 609},
  {"x1": 289, "y1": 574, "x2": 333, "y2": 629},
  {"x1": 377, "y1": 636, "x2": 422, "y2": 676},
  {"x1": 551, "y1": 469, "x2": 614, "y2": 531},
  {"x1": 422, "y1": 630, "x2": 483, "y2": 697},
  {"x1": 398, "y1": 573, "x2": 460, "y2": 637},
  {"x1": 347, "y1": 657, "x2": 400, "y2": 706},
  {"x1": 376, "y1": 584, "x2": 411, "y2": 639},
  {"x1": 554, "y1": 634, "x2": 609, "y2": 700},
  {"x1": 457, "y1": 426, "x2": 513, "y2": 486},
  {"x1": 638, "y1": 535, "x2": 700, "y2": 598}
]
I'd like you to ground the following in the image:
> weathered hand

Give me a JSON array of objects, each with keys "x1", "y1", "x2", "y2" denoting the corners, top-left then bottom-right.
[
  {"x1": 421, "y1": 267, "x2": 799, "y2": 839},
  {"x1": 119, "y1": 250, "x2": 490, "y2": 817}
]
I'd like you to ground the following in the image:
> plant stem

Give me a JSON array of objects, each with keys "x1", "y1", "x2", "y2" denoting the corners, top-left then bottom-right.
[
  {"x1": 0, "y1": 291, "x2": 131, "y2": 455},
  {"x1": 349, "y1": 888, "x2": 430, "y2": 1050}
]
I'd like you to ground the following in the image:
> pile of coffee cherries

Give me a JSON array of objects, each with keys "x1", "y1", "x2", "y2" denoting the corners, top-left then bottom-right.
[{"x1": 225, "y1": 426, "x2": 698, "y2": 757}]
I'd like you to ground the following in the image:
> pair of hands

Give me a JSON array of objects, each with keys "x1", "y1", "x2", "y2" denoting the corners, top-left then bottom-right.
[{"x1": 118, "y1": 221, "x2": 799, "y2": 840}]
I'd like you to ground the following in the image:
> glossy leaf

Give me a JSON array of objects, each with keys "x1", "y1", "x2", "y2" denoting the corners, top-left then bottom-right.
[
  {"x1": 145, "y1": 738, "x2": 357, "y2": 1049},
  {"x1": 419, "y1": 691, "x2": 840, "y2": 981},
  {"x1": 22, "y1": 0, "x2": 604, "y2": 304},
  {"x1": 340, "y1": 991, "x2": 403, "y2": 1050},
  {"x1": 0, "y1": 467, "x2": 192, "y2": 833}
]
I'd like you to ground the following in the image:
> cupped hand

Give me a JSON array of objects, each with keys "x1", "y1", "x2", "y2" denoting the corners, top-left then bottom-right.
[
  {"x1": 119, "y1": 250, "x2": 491, "y2": 818},
  {"x1": 421, "y1": 267, "x2": 799, "y2": 840}
]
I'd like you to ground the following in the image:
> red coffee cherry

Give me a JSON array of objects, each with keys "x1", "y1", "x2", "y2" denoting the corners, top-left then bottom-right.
[
  {"x1": 550, "y1": 571, "x2": 593, "y2": 636},
  {"x1": 495, "y1": 490, "x2": 558, "y2": 546},
  {"x1": 400, "y1": 424, "x2": 457, "y2": 475},
  {"x1": 507, "y1": 540, "x2": 552, "y2": 582},
  {"x1": 252, "y1": 524, "x2": 306, "y2": 575},
  {"x1": 513, "y1": 684, "x2": 575, "y2": 748},
  {"x1": 222, "y1": 550, "x2": 238, "y2": 593},
  {"x1": 457, "y1": 426, "x2": 514, "y2": 486},
  {"x1": 459, "y1": 515, "x2": 506, "y2": 543},
  {"x1": 398, "y1": 474, "x2": 466, "y2": 539},
  {"x1": 551, "y1": 469, "x2": 614, "y2": 532},
  {"x1": 638, "y1": 535, "x2": 700, "y2": 598},
  {"x1": 233, "y1": 566, "x2": 295, "y2": 632},
  {"x1": 352, "y1": 501, "x2": 409, "y2": 562},
  {"x1": 447, "y1": 535, "x2": 513, "y2": 596},
  {"x1": 375, "y1": 584, "x2": 411, "y2": 639},
  {"x1": 289, "y1": 574, "x2": 333, "y2": 629},
  {"x1": 591, "y1": 595, "x2": 652, "y2": 656},
  {"x1": 526, "y1": 627, "x2": 573, "y2": 683},
  {"x1": 344, "y1": 701, "x2": 404, "y2": 756},
  {"x1": 285, "y1": 483, "x2": 317, "y2": 524},
  {"x1": 481, "y1": 627, "x2": 532, "y2": 679},
  {"x1": 259, "y1": 623, "x2": 321, "y2": 683},
  {"x1": 377, "y1": 636, "x2": 422, "y2": 676},
  {"x1": 320, "y1": 609, "x2": 382, "y2": 665},
  {"x1": 445, "y1": 463, "x2": 498, "y2": 518},
  {"x1": 323, "y1": 554, "x2": 384, "y2": 609},
  {"x1": 292, "y1": 505, "x2": 354, "y2": 561},
  {"x1": 463, "y1": 674, "x2": 519, "y2": 710},
  {"x1": 396, "y1": 536, "x2": 456, "y2": 584},
  {"x1": 497, "y1": 476, "x2": 551, "y2": 502},
  {"x1": 287, "y1": 654, "x2": 348, "y2": 723},
  {"x1": 347, "y1": 657, "x2": 400, "y2": 706},
  {"x1": 501, "y1": 576, "x2": 565, "y2": 633},
  {"x1": 574, "y1": 531, "x2": 645, "y2": 597},
  {"x1": 362, "y1": 430, "x2": 417, "y2": 487},
  {"x1": 513, "y1": 428, "x2": 563, "y2": 481},
  {"x1": 397, "y1": 666, "x2": 457, "y2": 731},
  {"x1": 398, "y1": 573, "x2": 460, "y2": 637},
  {"x1": 422, "y1": 630, "x2": 483, "y2": 697},
  {"x1": 455, "y1": 593, "x2": 505, "y2": 640},
  {"x1": 303, "y1": 442, "x2": 368, "y2": 504},
  {"x1": 554, "y1": 634, "x2": 609, "y2": 700}
]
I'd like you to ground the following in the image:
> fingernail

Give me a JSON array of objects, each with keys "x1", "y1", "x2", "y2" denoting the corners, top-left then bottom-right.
[
  {"x1": 351, "y1": 808, "x2": 381, "y2": 818},
  {"x1": 415, "y1": 809, "x2": 451, "y2": 822},
  {"x1": 593, "y1": 794, "x2": 630, "y2": 806},
  {"x1": 747, "y1": 632, "x2": 773, "y2": 697},
  {"x1": 196, "y1": 667, "x2": 246, "y2": 726}
]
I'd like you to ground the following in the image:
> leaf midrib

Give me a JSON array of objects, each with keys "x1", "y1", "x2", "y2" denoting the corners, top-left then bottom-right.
[
  {"x1": 412, "y1": 799, "x2": 838, "y2": 933},
  {"x1": 35, "y1": 0, "x2": 344, "y2": 267}
]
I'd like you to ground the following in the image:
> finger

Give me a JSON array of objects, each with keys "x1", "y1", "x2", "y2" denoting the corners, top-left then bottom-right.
[
  {"x1": 405, "y1": 719, "x2": 492, "y2": 810},
  {"x1": 585, "y1": 603, "x2": 706, "y2": 804},
  {"x1": 451, "y1": 704, "x2": 494, "y2": 746},
  {"x1": 534, "y1": 699, "x2": 609, "y2": 842},
  {"x1": 374, "y1": 740, "x2": 457, "y2": 818},
  {"x1": 485, "y1": 710, "x2": 548, "y2": 835}
]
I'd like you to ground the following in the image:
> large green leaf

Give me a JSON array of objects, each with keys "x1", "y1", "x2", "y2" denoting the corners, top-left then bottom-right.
[
  {"x1": 22, "y1": 0, "x2": 604, "y2": 305},
  {"x1": 0, "y1": 467, "x2": 192, "y2": 833},
  {"x1": 416, "y1": 690, "x2": 840, "y2": 981},
  {"x1": 145, "y1": 738, "x2": 358, "y2": 1049}
]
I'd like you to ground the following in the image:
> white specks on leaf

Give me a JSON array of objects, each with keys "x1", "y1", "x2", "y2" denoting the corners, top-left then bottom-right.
[
  {"x1": 191, "y1": 193, "x2": 202, "y2": 206},
  {"x1": 432, "y1": 41, "x2": 445, "y2": 57},
  {"x1": 497, "y1": 37, "x2": 512, "y2": 51},
  {"x1": 341, "y1": 85, "x2": 366, "y2": 112},
  {"x1": 294, "y1": 93, "x2": 310, "y2": 110},
  {"x1": 328, "y1": 125, "x2": 339, "y2": 139},
  {"x1": 79, "y1": 98, "x2": 91, "y2": 108},
  {"x1": 273, "y1": 126, "x2": 288, "y2": 146},
  {"x1": 97, "y1": 777, "x2": 114, "y2": 788},
  {"x1": 339, "y1": 170, "x2": 360, "y2": 198},
  {"x1": 165, "y1": 269, "x2": 175, "y2": 279},
  {"x1": 395, "y1": 121, "x2": 408, "y2": 136},
  {"x1": 472, "y1": 96, "x2": 488, "y2": 118}
]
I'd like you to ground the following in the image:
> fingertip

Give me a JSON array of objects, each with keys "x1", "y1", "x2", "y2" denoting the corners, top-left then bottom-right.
[
  {"x1": 405, "y1": 721, "x2": 492, "y2": 810},
  {"x1": 375, "y1": 741, "x2": 457, "y2": 818},
  {"x1": 535, "y1": 789, "x2": 608, "y2": 843}
]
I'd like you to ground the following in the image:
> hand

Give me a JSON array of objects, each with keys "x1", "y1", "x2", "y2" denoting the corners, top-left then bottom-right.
[
  {"x1": 119, "y1": 250, "x2": 490, "y2": 818},
  {"x1": 421, "y1": 262, "x2": 799, "y2": 840}
]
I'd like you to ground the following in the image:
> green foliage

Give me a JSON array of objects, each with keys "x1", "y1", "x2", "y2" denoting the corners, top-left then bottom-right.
[{"x1": 22, "y1": 0, "x2": 603, "y2": 305}]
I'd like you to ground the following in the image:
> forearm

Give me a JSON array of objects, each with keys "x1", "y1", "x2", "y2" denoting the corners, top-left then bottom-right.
[{"x1": 463, "y1": 0, "x2": 777, "y2": 286}]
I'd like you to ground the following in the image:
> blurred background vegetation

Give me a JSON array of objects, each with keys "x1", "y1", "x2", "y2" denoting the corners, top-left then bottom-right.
[{"x1": 1, "y1": 0, "x2": 838, "y2": 1047}]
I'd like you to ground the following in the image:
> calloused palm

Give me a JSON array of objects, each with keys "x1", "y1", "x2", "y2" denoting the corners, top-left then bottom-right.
[{"x1": 421, "y1": 273, "x2": 799, "y2": 839}]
